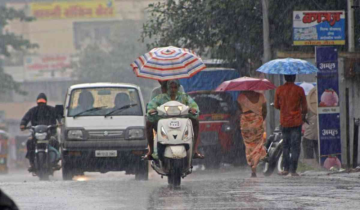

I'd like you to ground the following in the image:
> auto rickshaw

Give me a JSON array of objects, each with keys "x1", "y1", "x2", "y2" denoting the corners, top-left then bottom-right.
[
  {"x1": 15, "y1": 135, "x2": 28, "y2": 168},
  {"x1": 0, "y1": 130, "x2": 9, "y2": 174}
]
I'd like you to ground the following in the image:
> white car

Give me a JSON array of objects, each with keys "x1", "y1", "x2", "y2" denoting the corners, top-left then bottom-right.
[{"x1": 56, "y1": 83, "x2": 148, "y2": 180}]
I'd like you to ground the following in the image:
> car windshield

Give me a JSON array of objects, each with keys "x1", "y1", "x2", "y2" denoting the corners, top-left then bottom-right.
[
  {"x1": 67, "y1": 87, "x2": 142, "y2": 117},
  {"x1": 191, "y1": 93, "x2": 233, "y2": 115}
]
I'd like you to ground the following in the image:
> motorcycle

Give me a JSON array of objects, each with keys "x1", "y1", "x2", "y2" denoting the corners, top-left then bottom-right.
[
  {"x1": 26, "y1": 125, "x2": 60, "y2": 180},
  {"x1": 149, "y1": 101, "x2": 196, "y2": 187},
  {"x1": 262, "y1": 126, "x2": 284, "y2": 176}
]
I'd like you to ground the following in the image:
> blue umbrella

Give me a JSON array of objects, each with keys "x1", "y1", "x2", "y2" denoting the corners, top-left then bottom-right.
[{"x1": 256, "y1": 58, "x2": 319, "y2": 75}]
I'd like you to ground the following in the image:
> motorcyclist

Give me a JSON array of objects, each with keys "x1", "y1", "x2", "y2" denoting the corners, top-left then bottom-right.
[
  {"x1": 144, "y1": 80, "x2": 204, "y2": 160},
  {"x1": 20, "y1": 93, "x2": 60, "y2": 172}
]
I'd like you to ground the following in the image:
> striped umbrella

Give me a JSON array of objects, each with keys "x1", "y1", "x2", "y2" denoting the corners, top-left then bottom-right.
[{"x1": 130, "y1": 46, "x2": 206, "y2": 81}]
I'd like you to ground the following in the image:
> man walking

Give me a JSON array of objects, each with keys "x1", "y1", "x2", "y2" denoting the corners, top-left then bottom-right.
[{"x1": 274, "y1": 75, "x2": 307, "y2": 176}]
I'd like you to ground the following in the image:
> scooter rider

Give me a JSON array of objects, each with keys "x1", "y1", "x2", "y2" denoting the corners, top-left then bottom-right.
[
  {"x1": 150, "y1": 80, "x2": 185, "y2": 99},
  {"x1": 20, "y1": 93, "x2": 61, "y2": 172},
  {"x1": 144, "y1": 80, "x2": 205, "y2": 160}
]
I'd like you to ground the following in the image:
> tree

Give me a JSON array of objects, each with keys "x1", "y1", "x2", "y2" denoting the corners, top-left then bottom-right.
[
  {"x1": 141, "y1": 0, "x2": 359, "y2": 75},
  {"x1": 73, "y1": 20, "x2": 157, "y2": 101},
  {"x1": 0, "y1": 6, "x2": 37, "y2": 94}
]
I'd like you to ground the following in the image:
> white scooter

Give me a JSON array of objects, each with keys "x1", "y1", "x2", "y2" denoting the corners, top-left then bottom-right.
[{"x1": 150, "y1": 101, "x2": 195, "y2": 187}]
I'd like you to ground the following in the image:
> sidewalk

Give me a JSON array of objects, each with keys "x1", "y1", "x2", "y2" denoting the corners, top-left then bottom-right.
[{"x1": 298, "y1": 158, "x2": 360, "y2": 182}]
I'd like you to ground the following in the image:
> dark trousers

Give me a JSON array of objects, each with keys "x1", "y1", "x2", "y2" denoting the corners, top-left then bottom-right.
[
  {"x1": 282, "y1": 126, "x2": 302, "y2": 173},
  {"x1": 302, "y1": 138, "x2": 319, "y2": 161},
  {"x1": 26, "y1": 136, "x2": 59, "y2": 165}
]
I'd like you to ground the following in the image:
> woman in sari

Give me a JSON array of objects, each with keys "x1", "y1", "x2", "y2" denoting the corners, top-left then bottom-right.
[{"x1": 237, "y1": 91, "x2": 267, "y2": 177}]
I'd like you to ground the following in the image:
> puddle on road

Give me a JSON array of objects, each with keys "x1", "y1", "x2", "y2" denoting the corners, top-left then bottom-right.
[{"x1": 74, "y1": 175, "x2": 91, "y2": 182}]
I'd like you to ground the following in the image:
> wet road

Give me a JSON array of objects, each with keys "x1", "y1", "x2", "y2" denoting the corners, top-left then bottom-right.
[{"x1": 1, "y1": 166, "x2": 360, "y2": 210}]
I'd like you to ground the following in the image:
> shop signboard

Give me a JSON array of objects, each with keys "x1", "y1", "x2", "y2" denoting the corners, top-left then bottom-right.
[
  {"x1": 293, "y1": 11, "x2": 345, "y2": 46},
  {"x1": 31, "y1": 0, "x2": 115, "y2": 20},
  {"x1": 24, "y1": 54, "x2": 72, "y2": 81}
]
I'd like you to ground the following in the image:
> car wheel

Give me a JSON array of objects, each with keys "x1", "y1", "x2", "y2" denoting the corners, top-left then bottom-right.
[
  {"x1": 232, "y1": 142, "x2": 247, "y2": 167},
  {"x1": 202, "y1": 147, "x2": 221, "y2": 169},
  {"x1": 204, "y1": 154, "x2": 221, "y2": 169},
  {"x1": 135, "y1": 160, "x2": 149, "y2": 180},
  {"x1": 62, "y1": 159, "x2": 74, "y2": 181}
]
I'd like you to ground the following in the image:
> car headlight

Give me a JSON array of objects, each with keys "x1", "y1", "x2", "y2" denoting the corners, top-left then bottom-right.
[
  {"x1": 182, "y1": 126, "x2": 189, "y2": 140},
  {"x1": 127, "y1": 128, "x2": 144, "y2": 140},
  {"x1": 35, "y1": 133, "x2": 47, "y2": 140},
  {"x1": 160, "y1": 126, "x2": 168, "y2": 139},
  {"x1": 67, "y1": 130, "x2": 84, "y2": 140}
]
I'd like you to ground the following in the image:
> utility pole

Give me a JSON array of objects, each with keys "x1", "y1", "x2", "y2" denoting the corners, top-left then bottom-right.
[
  {"x1": 348, "y1": 0, "x2": 355, "y2": 52},
  {"x1": 262, "y1": 0, "x2": 271, "y2": 62},
  {"x1": 262, "y1": 0, "x2": 275, "y2": 135},
  {"x1": 346, "y1": 0, "x2": 355, "y2": 167}
]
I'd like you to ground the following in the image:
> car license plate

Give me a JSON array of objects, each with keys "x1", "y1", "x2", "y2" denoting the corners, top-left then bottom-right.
[
  {"x1": 95, "y1": 150, "x2": 117, "y2": 157},
  {"x1": 169, "y1": 121, "x2": 180, "y2": 128}
]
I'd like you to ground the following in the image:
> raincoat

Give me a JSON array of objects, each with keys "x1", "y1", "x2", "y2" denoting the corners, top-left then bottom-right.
[
  {"x1": 20, "y1": 93, "x2": 59, "y2": 130},
  {"x1": 147, "y1": 80, "x2": 199, "y2": 122}
]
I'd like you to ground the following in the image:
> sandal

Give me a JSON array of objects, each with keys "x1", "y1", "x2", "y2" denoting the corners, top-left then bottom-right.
[
  {"x1": 193, "y1": 152, "x2": 205, "y2": 159},
  {"x1": 141, "y1": 154, "x2": 154, "y2": 161},
  {"x1": 278, "y1": 170, "x2": 289, "y2": 176}
]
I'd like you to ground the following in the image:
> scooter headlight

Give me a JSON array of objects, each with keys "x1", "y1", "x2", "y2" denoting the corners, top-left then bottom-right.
[
  {"x1": 161, "y1": 126, "x2": 168, "y2": 139},
  {"x1": 35, "y1": 133, "x2": 47, "y2": 140},
  {"x1": 164, "y1": 106, "x2": 182, "y2": 115}
]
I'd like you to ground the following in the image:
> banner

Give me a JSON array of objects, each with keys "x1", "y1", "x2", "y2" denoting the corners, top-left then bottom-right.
[
  {"x1": 31, "y1": 0, "x2": 115, "y2": 20},
  {"x1": 24, "y1": 54, "x2": 73, "y2": 81},
  {"x1": 293, "y1": 11, "x2": 345, "y2": 46},
  {"x1": 316, "y1": 46, "x2": 342, "y2": 166}
]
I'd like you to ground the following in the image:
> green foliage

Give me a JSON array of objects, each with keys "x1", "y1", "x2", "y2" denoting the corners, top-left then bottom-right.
[
  {"x1": 73, "y1": 21, "x2": 157, "y2": 101},
  {"x1": 141, "y1": 0, "x2": 359, "y2": 75},
  {"x1": 0, "y1": 6, "x2": 37, "y2": 94},
  {"x1": 142, "y1": 0, "x2": 263, "y2": 72},
  {"x1": 0, "y1": 62, "x2": 26, "y2": 95}
]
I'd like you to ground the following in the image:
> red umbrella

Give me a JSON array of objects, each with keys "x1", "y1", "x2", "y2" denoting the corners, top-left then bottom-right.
[{"x1": 215, "y1": 76, "x2": 276, "y2": 92}]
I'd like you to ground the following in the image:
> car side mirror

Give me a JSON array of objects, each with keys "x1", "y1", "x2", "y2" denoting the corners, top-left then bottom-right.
[{"x1": 55, "y1": 105, "x2": 64, "y2": 118}]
